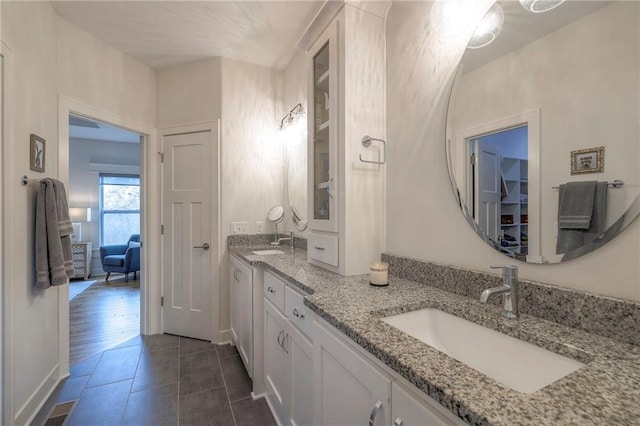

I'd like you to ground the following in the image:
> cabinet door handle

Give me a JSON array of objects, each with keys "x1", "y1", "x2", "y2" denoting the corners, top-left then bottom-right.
[
  {"x1": 193, "y1": 243, "x2": 210, "y2": 250},
  {"x1": 282, "y1": 333, "x2": 289, "y2": 354},
  {"x1": 277, "y1": 330, "x2": 283, "y2": 348},
  {"x1": 392, "y1": 417, "x2": 404, "y2": 426},
  {"x1": 293, "y1": 308, "x2": 305, "y2": 319},
  {"x1": 267, "y1": 286, "x2": 276, "y2": 294},
  {"x1": 314, "y1": 246, "x2": 325, "y2": 251},
  {"x1": 233, "y1": 268, "x2": 239, "y2": 282},
  {"x1": 368, "y1": 400, "x2": 383, "y2": 426}
]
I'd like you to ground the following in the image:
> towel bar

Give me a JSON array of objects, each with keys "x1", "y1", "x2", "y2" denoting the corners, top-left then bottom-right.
[
  {"x1": 21, "y1": 175, "x2": 40, "y2": 186},
  {"x1": 552, "y1": 180, "x2": 623, "y2": 190}
]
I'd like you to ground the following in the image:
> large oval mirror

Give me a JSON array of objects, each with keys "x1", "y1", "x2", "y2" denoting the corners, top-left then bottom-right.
[
  {"x1": 285, "y1": 116, "x2": 308, "y2": 231},
  {"x1": 446, "y1": 0, "x2": 640, "y2": 264}
]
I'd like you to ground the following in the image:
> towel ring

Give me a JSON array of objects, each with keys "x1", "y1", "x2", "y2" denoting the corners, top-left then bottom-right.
[{"x1": 359, "y1": 135, "x2": 386, "y2": 165}]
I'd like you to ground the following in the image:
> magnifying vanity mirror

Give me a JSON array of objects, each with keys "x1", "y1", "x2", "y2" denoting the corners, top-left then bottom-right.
[{"x1": 446, "y1": 0, "x2": 640, "y2": 264}]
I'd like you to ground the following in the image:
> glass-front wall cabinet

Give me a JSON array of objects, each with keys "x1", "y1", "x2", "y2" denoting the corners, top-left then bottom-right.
[
  {"x1": 313, "y1": 42, "x2": 331, "y2": 222},
  {"x1": 308, "y1": 19, "x2": 338, "y2": 234}
]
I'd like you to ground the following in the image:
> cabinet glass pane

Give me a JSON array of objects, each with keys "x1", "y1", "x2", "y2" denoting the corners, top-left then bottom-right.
[{"x1": 313, "y1": 42, "x2": 330, "y2": 221}]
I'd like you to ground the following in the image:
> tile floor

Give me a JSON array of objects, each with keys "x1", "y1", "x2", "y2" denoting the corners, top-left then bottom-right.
[{"x1": 37, "y1": 334, "x2": 276, "y2": 426}]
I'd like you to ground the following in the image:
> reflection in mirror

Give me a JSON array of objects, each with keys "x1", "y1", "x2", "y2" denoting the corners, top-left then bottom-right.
[
  {"x1": 284, "y1": 112, "x2": 308, "y2": 231},
  {"x1": 446, "y1": 1, "x2": 640, "y2": 264}
]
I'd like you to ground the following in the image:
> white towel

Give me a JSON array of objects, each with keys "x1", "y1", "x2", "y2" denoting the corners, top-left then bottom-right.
[{"x1": 35, "y1": 178, "x2": 74, "y2": 289}]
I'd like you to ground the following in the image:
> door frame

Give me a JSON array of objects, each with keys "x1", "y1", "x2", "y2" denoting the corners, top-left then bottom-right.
[
  {"x1": 57, "y1": 96, "x2": 160, "y2": 377},
  {"x1": 456, "y1": 109, "x2": 541, "y2": 261},
  {"x1": 158, "y1": 121, "x2": 220, "y2": 342}
]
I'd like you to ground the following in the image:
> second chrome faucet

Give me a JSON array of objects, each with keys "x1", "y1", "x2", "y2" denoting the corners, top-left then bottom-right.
[{"x1": 480, "y1": 265, "x2": 520, "y2": 319}]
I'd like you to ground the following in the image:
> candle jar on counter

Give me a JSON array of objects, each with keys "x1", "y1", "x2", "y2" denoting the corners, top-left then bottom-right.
[{"x1": 369, "y1": 262, "x2": 389, "y2": 286}]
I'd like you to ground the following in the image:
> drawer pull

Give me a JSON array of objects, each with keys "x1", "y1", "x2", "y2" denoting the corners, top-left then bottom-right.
[
  {"x1": 314, "y1": 246, "x2": 325, "y2": 251},
  {"x1": 393, "y1": 417, "x2": 404, "y2": 426},
  {"x1": 267, "y1": 286, "x2": 276, "y2": 294},
  {"x1": 293, "y1": 308, "x2": 305, "y2": 319},
  {"x1": 369, "y1": 400, "x2": 383, "y2": 426}
]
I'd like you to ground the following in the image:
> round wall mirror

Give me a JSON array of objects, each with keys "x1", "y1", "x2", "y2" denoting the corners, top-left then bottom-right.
[{"x1": 446, "y1": 0, "x2": 640, "y2": 264}]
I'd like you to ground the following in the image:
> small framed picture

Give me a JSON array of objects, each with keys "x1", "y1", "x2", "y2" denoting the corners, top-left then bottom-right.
[
  {"x1": 570, "y1": 146, "x2": 604, "y2": 175},
  {"x1": 30, "y1": 134, "x2": 45, "y2": 173}
]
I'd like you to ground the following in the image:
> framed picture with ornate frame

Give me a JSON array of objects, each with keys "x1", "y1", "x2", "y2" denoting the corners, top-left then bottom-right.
[
  {"x1": 30, "y1": 133, "x2": 45, "y2": 173},
  {"x1": 570, "y1": 146, "x2": 604, "y2": 175}
]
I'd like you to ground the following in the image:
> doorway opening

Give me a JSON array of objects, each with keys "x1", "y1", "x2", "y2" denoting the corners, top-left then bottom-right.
[
  {"x1": 468, "y1": 125, "x2": 528, "y2": 260},
  {"x1": 68, "y1": 113, "x2": 143, "y2": 363}
]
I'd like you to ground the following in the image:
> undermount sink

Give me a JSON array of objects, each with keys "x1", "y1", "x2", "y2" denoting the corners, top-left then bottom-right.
[
  {"x1": 382, "y1": 308, "x2": 585, "y2": 394},
  {"x1": 252, "y1": 249, "x2": 285, "y2": 255}
]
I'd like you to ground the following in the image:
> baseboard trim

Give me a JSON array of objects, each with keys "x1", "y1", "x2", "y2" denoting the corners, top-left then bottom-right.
[
  {"x1": 250, "y1": 391, "x2": 266, "y2": 401},
  {"x1": 218, "y1": 329, "x2": 232, "y2": 344},
  {"x1": 15, "y1": 364, "x2": 65, "y2": 426}
]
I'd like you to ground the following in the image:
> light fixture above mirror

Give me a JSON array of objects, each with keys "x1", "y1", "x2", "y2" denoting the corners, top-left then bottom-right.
[
  {"x1": 467, "y1": 3, "x2": 504, "y2": 49},
  {"x1": 518, "y1": 0, "x2": 566, "y2": 14},
  {"x1": 279, "y1": 103, "x2": 305, "y2": 130}
]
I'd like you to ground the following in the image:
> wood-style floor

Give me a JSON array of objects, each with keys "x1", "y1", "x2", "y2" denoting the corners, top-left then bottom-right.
[{"x1": 69, "y1": 277, "x2": 140, "y2": 364}]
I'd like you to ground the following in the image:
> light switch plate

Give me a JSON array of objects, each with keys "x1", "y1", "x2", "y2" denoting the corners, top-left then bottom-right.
[
  {"x1": 230, "y1": 222, "x2": 249, "y2": 234},
  {"x1": 256, "y1": 221, "x2": 264, "y2": 234}
]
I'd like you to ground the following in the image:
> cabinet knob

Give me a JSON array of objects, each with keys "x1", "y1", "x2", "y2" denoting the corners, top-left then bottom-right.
[
  {"x1": 267, "y1": 286, "x2": 276, "y2": 294},
  {"x1": 293, "y1": 308, "x2": 305, "y2": 319}
]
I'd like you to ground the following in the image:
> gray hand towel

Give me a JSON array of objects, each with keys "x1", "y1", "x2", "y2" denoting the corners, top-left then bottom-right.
[
  {"x1": 557, "y1": 181, "x2": 597, "y2": 229},
  {"x1": 557, "y1": 181, "x2": 608, "y2": 255},
  {"x1": 35, "y1": 178, "x2": 74, "y2": 289}
]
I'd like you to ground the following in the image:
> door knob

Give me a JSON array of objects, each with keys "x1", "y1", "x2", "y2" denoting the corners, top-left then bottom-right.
[{"x1": 194, "y1": 243, "x2": 210, "y2": 250}]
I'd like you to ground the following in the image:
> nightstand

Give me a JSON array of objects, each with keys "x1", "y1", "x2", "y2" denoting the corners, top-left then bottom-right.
[{"x1": 72, "y1": 242, "x2": 92, "y2": 280}]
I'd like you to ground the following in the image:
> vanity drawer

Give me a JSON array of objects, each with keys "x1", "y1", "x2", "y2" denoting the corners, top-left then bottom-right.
[
  {"x1": 264, "y1": 270, "x2": 285, "y2": 311},
  {"x1": 285, "y1": 285, "x2": 312, "y2": 340},
  {"x1": 308, "y1": 232, "x2": 339, "y2": 267}
]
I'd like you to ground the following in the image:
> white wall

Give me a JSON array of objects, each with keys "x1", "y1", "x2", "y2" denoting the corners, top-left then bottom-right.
[
  {"x1": 1, "y1": 2, "x2": 156, "y2": 423},
  {"x1": 69, "y1": 138, "x2": 141, "y2": 275},
  {"x1": 386, "y1": 1, "x2": 640, "y2": 302},
  {"x1": 156, "y1": 58, "x2": 221, "y2": 128},
  {"x1": 219, "y1": 57, "x2": 283, "y2": 335}
]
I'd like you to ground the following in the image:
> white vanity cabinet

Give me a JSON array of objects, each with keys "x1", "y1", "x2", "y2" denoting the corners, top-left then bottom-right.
[
  {"x1": 306, "y1": 3, "x2": 387, "y2": 276},
  {"x1": 313, "y1": 315, "x2": 465, "y2": 426},
  {"x1": 263, "y1": 270, "x2": 314, "y2": 426},
  {"x1": 229, "y1": 254, "x2": 265, "y2": 395}
]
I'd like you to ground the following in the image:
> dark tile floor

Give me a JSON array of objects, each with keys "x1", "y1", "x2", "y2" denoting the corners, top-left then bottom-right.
[{"x1": 37, "y1": 335, "x2": 276, "y2": 426}]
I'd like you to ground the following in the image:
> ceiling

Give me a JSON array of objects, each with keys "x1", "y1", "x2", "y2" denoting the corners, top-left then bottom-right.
[
  {"x1": 69, "y1": 115, "x2": 141, "y2": 143},
  {"x1": 51, "y1": 1, "x2": 324, "y2": 70}
]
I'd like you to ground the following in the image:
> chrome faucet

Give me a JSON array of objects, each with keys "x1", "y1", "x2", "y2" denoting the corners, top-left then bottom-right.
[
  {"x1": 480, "y1": 265, "x2": 520, "y2": 319},
  {"x1": 271, "y1": 231, "x2": 295, "y2": 250}
]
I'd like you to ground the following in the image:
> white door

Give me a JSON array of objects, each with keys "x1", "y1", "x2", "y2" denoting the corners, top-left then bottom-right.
[
  {"x1": 264, "y1": 299, "x2": 290, "y2": 424},
  {"x1": 473, "y1": 139, "x2": 501, "y2": 243},
  {"x1": 162, "y1": 131, "x2": 213, "y2": 341}
]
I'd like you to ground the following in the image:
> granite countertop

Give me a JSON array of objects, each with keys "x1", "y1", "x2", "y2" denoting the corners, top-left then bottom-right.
[{"x1": 230, "y1": 246, "x2": 640, "y2": 425}]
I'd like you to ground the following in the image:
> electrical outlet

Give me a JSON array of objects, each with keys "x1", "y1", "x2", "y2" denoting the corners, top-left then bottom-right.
[
  {"x1": 256, "y1": 221, "x2": 264, "y2": 234},
  {"x1": 230, "y1": 222, "x2": 249, "y2": 235}
]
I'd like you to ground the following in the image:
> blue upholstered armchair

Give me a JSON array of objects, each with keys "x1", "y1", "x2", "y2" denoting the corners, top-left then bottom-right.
[{"x1": 100, "y1": 234, "x2": 141, "y2": 282}]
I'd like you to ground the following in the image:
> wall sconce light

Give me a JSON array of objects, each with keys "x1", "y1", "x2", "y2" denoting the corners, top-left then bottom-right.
[
  {"x1": 518, "y1": 0, "x2": 566, "y2": 13},
  {"x1": 280, "y1": 103, "x2": 305, "y2": 130},
  {"x1": 69, "y1": 207, "x2": 91, "y2": 242},
  {"x1": 467, "y1": 3, "x2": 504, "y2": 49}
]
